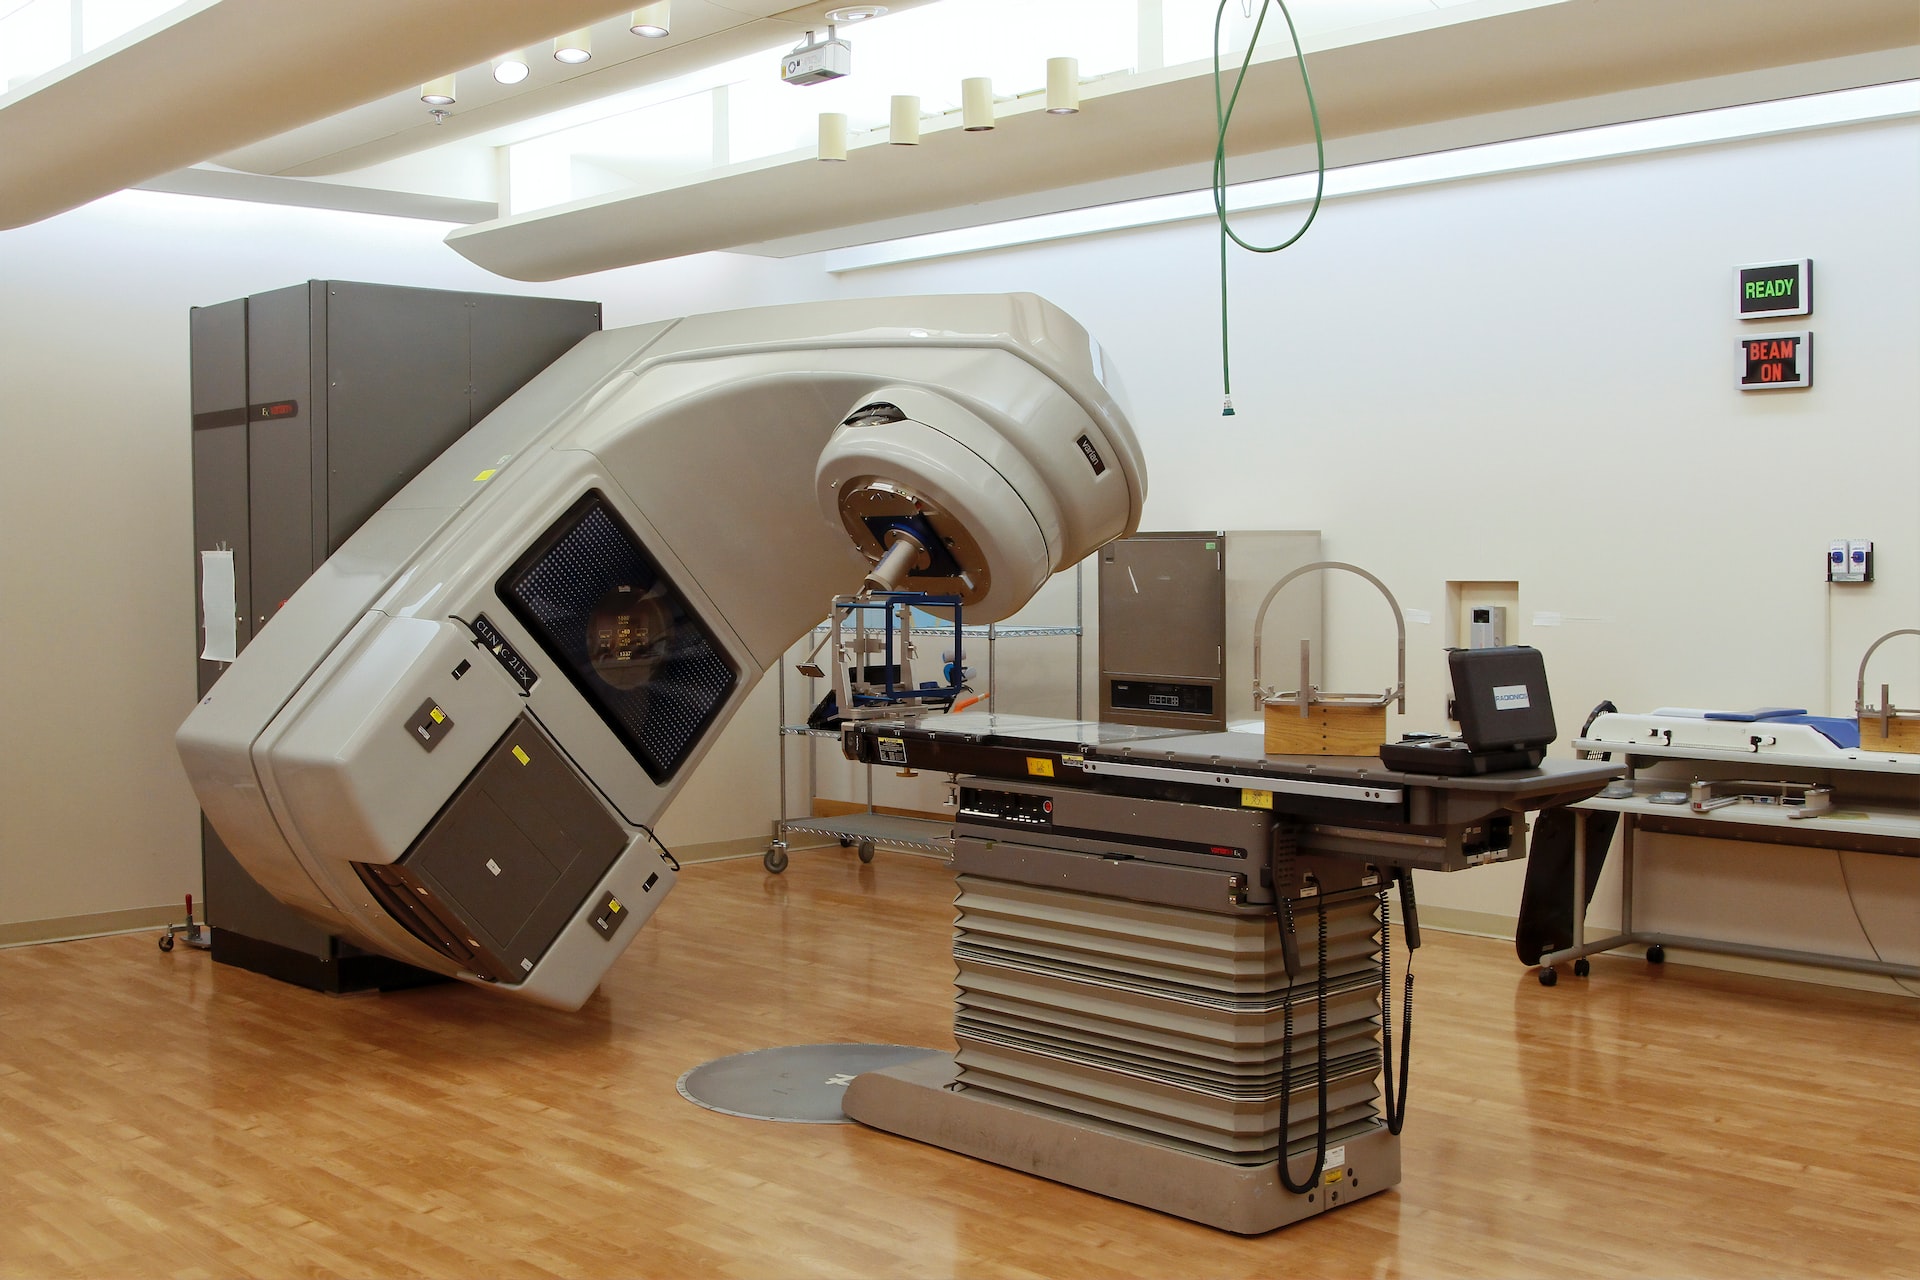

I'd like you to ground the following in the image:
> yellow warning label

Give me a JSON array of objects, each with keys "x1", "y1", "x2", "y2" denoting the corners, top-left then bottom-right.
[
  {"x1": 429, "y1": 707, "x2": 445, "y2": 724},
  {"x1": 1324, "y1": 1169, "x2": 1343, "y2": 1184},
  {"x1": 1241, "y1": 789, "x2": 1273, "y2": 809},
  {"x1": 1026, "y1": 757, "x2": 1055, "y2": 777},
  {"x1": 473, "y1": 469, "x2": 497, "y2": 483},
  {"x1": 512, "y1": 745, "x2": 531, "y2": 766}
]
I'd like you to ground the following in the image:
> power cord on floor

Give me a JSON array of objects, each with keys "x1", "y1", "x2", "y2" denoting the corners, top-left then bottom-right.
[
  {"x1": 1834, "y1": 849, "x2": 1919, "y2": 997},
  {"x1": 1213, "y1": 0, "x2": 1326, "y2": 416}
]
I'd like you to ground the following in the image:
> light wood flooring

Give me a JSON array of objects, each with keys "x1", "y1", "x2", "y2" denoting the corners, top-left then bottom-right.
[{"x1": 2, "y1": 851, "x2": 1917, "y2": 1279}]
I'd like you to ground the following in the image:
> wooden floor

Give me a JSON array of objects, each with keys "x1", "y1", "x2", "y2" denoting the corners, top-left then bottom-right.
[{"x1": 2, "y1": 852, "x2": 1917, "y2": 1279}]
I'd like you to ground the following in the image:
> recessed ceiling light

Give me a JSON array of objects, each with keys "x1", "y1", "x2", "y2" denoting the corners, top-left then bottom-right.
[
  {"x1": 630, "y1": 2, "x2": 670, "y2": 37},
  {"x1": 826, "y1": 6, "x2": 885, "y2": 22},
  {"x1": 420, "y1": 75, "x2": 455, "y2": 105},
  {"x1": 492, "y1": 56, "x2": 529, "y2": 85},
  {"x1": 554, "y1": 29, "x2": 592, "y2": 63}
]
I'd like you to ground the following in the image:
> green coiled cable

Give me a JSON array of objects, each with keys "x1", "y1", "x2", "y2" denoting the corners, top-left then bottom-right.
[{"x1": 1214, "y1": 0, "x2": 1326, "y2": 415}]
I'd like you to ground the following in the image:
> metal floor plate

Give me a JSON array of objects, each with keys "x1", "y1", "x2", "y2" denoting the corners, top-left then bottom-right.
[{"x1": 676, "y1": 1043, "x2": 944, "y2": 1124}]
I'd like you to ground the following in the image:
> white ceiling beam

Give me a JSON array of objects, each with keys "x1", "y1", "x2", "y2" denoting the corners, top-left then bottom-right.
[
  {"x1": 816, "y1": 78, "x2": 1920, "y2": 272},
  {"x1": 0, "y1": 0, "x2": 643, "y2": 230},
  {"x1": 760, "y1": 45, "x2": 1920, "y2": 261},
  {"x1": 131, "y1": 167, "x2": 498, "y2": 224}
]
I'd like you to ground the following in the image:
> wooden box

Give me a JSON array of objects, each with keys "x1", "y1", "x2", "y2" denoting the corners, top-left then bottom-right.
[
  {"x1": 1858, "y1": 714, "x2": 1920, "y2": 754},
  {"x1": 1263, "y1": 700, "x2": 1387, "y2": 757}
]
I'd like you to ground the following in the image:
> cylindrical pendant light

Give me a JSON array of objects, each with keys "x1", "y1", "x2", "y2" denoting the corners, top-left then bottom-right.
[
  {"x1": 961, "y1": 77, "x2": 994, "y2": 131},
  {"x1": 492, "y1": 55, "x2": 529, "y2": 85},
  {"x1": 420, "y1": 75, "x2": 456, "y2": 105},
  {"x1": 554, "y1": 29, "x2": 592, "y2": 63},
  {"x1": 889, "y1": 95, "x2": 920, "y2": 144},
  {"x1": 630, "y1": 2, "x2": 670, "y2": 37},
  {"x1": 1046, "y1": 57, "x2": 1079, "y2": 114},
  {"x1": 818, "y1": 113, "x2": 848, "y2": 161}
]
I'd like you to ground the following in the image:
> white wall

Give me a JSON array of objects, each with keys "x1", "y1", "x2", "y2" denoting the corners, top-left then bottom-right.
[{"x1": 4, "y1": 109, "x2": 1916, "y2": 986}]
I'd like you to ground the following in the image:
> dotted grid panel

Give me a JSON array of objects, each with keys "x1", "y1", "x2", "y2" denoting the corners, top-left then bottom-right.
[{"x1": 505, "y1": 500, "x2": 736, "y2": 782}]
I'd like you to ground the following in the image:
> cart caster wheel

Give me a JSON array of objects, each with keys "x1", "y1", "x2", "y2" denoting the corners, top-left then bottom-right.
[
  {"x1": 1646, "y1": 944, "x2": 1665, "y2": 965},
  {"x1": 158, "y1": 933, "x2": 174, "y2": 952},
  {"x1": 1538, "y1": 966, "x2": 1558, "y2": 987},
  {"x1": 857, "y1": 841, "x2": 876, "y2": 864},
  {"x1": 838, "y1": 837, "x2": 855, "y2": 848},
  {"x1": 764, "y1": 848, "x2": 789, "y2": 874},
  {"x1": 1573, "y1": 958, "x2": 1591, "y2": 978}
]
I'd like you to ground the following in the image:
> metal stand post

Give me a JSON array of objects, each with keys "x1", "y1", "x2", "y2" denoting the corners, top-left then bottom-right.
[
  {"x1": 1074, "y1": 560, "x2": 1084, "y2": 721},
  {"x1": 986, "y1": 622, "x2": 998, "y2": 713}
]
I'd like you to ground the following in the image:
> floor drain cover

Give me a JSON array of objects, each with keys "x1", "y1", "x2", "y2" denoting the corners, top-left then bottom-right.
[{"x1": 676, "y1": 1043, "x2": 942, "y2": 1124}]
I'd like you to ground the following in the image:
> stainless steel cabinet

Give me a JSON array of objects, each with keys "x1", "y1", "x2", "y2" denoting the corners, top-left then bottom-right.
[{"x1": 1098, "y1": 530, "x2": 1322, "y2": 732}]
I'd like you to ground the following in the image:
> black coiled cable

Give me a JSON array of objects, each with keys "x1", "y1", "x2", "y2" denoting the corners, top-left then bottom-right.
[
  {"x1": 638, "y1": 822, "x2": 680, "y2": 872},
  {"x1": 1379, "y1": 877, "x2": 1416, "y2": 1135},
  {"x1": 1275, "y1": 891, "x2": 1331, "y2": 1196}
]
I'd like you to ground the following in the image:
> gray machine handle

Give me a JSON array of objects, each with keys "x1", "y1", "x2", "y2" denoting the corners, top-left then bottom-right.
[
  {"x1": 1854, "y1": 628, "x2": 1920, "y2": 733},
  {"x1": 1251, "y1": 561, "x2": 1407, "y2": 718}
]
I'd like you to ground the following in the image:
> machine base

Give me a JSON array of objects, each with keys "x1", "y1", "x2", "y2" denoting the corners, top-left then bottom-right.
[
  {"x1": 843, "y1": 1053, "x2": 1399, "y2": 1235},
  {"x1": 209, "y1": 928, "x2": 447, "y2": 996}
]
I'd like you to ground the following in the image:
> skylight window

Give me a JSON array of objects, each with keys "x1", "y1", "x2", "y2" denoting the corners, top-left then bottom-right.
[{"x1": 1, "y1": 0, "x2": 191, "y2": 94}]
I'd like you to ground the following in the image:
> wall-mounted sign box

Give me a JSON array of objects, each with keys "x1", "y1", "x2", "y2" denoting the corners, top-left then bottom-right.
[
  {"x1": 1739, "y1": 331, "x2": 1811, "y2": 390},
  {"x1": 1737, "y1": 259, "x2": 1811, "y2": 318}
]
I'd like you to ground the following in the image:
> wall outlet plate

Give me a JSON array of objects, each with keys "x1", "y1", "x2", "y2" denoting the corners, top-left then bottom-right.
[
  {"x1": 1830, "y1": 539, "x2": 1862, "y2": 583},
  {"x1": 1847, "y1": 539, "x2": 1874, "y2": 583}
]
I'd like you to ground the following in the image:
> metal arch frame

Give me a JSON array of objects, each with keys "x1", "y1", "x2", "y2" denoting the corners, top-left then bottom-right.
[
  {"x1": 1251, "y1": 560, "x2": 1407, "y2": 718},
  {"x1": 1855, "y1": 628, "x2": 1920, "y2": 735}
]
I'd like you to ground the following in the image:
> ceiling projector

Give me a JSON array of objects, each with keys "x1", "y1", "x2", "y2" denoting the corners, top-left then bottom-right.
[{"x1": 781, "y1": 29, "x2": 852, "y2": 84}]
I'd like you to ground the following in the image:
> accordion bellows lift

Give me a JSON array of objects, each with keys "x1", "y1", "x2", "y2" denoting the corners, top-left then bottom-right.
[{"x1": 836, "y1": 710, "x2": 1613, "y2": 1232}]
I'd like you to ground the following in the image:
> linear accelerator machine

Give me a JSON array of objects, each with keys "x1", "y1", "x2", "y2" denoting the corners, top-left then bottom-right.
[
  {"x1": 179, "y1": 292, "x2": 1616, "y2": 1233},
  {"x1": 179, "y1": 293, "x2": 1142, "y2": 1008}
]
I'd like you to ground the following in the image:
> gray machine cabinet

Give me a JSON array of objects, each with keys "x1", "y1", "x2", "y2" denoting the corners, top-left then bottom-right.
[
  {"x1": 1099, "y1": 531, "x2": 1322, "y2": 732},
  {"x1": 189, "y1": 280, "x2": 601, "y2": 990}
]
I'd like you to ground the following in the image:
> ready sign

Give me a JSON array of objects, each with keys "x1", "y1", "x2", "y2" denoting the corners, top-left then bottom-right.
[
  {"x1": 1739, "y1": 332, "x2": 1811, "y2": 390},
  {"x1": 1736, "y1": 259, "x2": 1810, "y2": 318}
]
